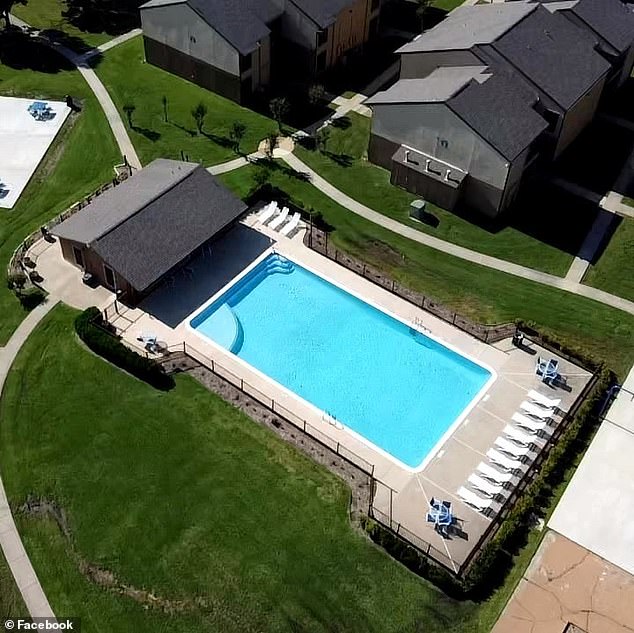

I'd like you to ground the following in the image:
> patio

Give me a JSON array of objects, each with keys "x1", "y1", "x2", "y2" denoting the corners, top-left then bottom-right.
[{"x1": 0, "y1": 96, "x2": 71, "y2": 209}]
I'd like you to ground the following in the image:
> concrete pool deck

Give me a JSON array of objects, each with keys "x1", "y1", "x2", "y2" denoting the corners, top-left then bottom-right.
[
  {"x1": 0, "y1": 96, "x2": 71, "y2": 209},
  {"x1": 29, "y1": 214, "x2": 593, "y2": 573}
]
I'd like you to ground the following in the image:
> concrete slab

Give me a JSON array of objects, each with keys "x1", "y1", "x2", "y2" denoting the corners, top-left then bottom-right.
[
  {"x1": 493, "y1": 531, "x2": 634, "y2": 633},
  {"x1": 548, "y1": 367, "x2": 634, "y2": 576},
  {"x1": 0, "y1": 96, "x2": 71, "y2": 209}
]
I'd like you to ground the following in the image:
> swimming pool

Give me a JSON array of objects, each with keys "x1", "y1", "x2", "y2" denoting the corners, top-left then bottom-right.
[{"x1": 190, "y1": 253, "x2": 494, "y2": 470}]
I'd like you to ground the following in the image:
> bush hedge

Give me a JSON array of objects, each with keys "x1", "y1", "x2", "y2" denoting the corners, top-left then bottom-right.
[
  {"x1": 74, "y1": 307, "x2": 174, "y2": 391},
  {"x1": 364, "y1": 361, "x2": 614, "y2": 600}
]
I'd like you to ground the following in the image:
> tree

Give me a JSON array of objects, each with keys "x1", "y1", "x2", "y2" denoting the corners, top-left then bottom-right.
[
  {"x1": 269, "y1": 97, "x2": 290, "y2": 132},
  {"x1": 161, "y1": 95, "x2": 168, "y2": 122},
  {"x1": 308, "y1": 83, "x2": 325, "y2": 106},
  {"x1": 191, "y1": 102, "x2": 208, "y2": 134},
  {"x1": 7, "y1": 271, "x2": 27, "y2": 295},
  {"x1": 229, "y1": 121, "x2": 247, "y2": 154},
  {"x1": 1, "y1": 0, "x2": 27, "y2": 30},
  {"x1": 122, "y1": 103, "x2": 136, "y2": 128},
  {"x1": 266, "y1": 132, "x2": 278, "y2": 159},
  {"x1": 416, "y1": 0, "x2": 433, "y2": 32},
  {"x1": 316, "y1": 126, "x2": 330, "y2": 154},
  {"x1": 253, "y1": 164, "x2": 271, "y2": 191}
]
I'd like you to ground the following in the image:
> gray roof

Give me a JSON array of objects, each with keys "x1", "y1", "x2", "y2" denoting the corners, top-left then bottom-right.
[
  {"x1": 397, "y1": 2, "x2": 537, "y2": 54},
  {"x1": 53, "y1": 159, "x2": 200, "y2": 245},
  {"x1": 366, "y1": 66, "x2": 490, "y2": 105},
  {"x1": 289, "y1": 0, "x2": 358, "y2": 28},
  {"x1": 492, "y1": 5, "x2": 611, "y2": 109},
  {"x1": 448, "y1": 71, "x2": 549, "y2": 159},
  {"x1": 554, "y1": 0, "x2": 634, "y2": 52},
  {"x1": 141, "y1": 0, "x2": 281, "y2": 55},
  {"x1": 53, "y1": 159, "x2": 247, "y2": 292}
]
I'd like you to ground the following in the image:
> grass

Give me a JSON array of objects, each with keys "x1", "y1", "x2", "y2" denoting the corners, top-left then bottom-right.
[
  {"x1": 220, "y1": 163, "x2": 634, "y2": 377},
  {"x1": 0, "y1": 305, "x2": 479, "y2": 633},
  {"x1": 584, "y1": 217, "x2": 634, "y2": 302},
  {"x1": 11, "y1": 0, "x2": 112, "y2": 49},
  {"x1": 431, "y1": 0, "x2": 464, "y2": 10},
  {"x1": 297, "y1": 114, "x2": 594, "y2": 276},
  {"x1": 0, "y1": 47, "x2": 119, "y2": 345},
  {"x1": 0, "y1": 546, "x2": 26, "y2": 620},
  {"x1": 95, "y1": 37, "x2": 278, "y2": 167}
]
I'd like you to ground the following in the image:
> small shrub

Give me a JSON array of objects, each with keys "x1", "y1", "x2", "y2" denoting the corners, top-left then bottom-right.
[
  {"x1": 74, "y1": 308, "x2": 174, "y2": 391},
  {"x1": 18, "y1": 287, "x2": 46, "y2": 311},
  {"x1": 7, "y1": 271, "x2": 27, "y2": 292}
]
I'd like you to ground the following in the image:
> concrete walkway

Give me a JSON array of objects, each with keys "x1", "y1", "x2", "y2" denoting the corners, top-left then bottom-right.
[
  {"x1": 207, "y1": 151, "x2": 264, "y2": 175},
  {"x1": 10, "y1": 15, "x2": 142, "y2": 171},
  {"x1": 565, "y1": 209, "x2": 617, "y2": 283},
  {"x1": 83, "y1": 28, "x2": 142, "y2": 59},
  {"x1": 281, "y1": 152, "x2": 634, "y2": 315},
  {"x1": 0, "y1": 299, "x2": 58, "y2": 619}
]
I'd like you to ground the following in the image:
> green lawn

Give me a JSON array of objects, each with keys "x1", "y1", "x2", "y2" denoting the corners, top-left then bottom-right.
[
  {"x1": 12, "y1": 0, "x2": 111, "y2": 49},
  {"x1": 297, "y1": 114, "x2": 595, "y2": 276},
  {"x1": 431, "y1": 0, "x2": 464, "y2": 10},
  {"x1": 0, "y1": 46, "x2": 119, "y2": 345},
  {"x1": 0, "y1": 305, "x2": 479, "y2": 633},
  {"x1": 584, "y1": 217, "x2": 634, "y2": 302},
  {"x1": 0, "y1": 547, "x2": 26, "y2": 620},
  {"x1": 95, "y1": 37, "x2": 278, "y2": 167},
  {"x1": 221, "y1": 164, "x2": 634, "y2": 377}
]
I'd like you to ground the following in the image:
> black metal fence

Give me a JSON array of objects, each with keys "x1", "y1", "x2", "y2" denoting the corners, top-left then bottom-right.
[
  {"x1": 167, "y1": 341, "x2": 377, "y2": 477},
  {"x1": 307, "y1": 226, "x2": 516, "y2": 344}
]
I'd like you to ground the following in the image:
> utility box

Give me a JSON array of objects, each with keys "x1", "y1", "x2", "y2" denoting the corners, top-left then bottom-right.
[{"x1": 409, "y1": 199, "x2": 426, "y2": 222}]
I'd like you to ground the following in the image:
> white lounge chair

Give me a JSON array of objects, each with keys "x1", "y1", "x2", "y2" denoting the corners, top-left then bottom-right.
[
  {"x1": 520, "y1": 401, "x2": 554, "y2": 420},
  {"x1": 280, "y1": 212, "x2": 301, "y2": 236},
  {"x1": 457, "y1": 486, "x2": 492, "y2": 513},
  {"x1": 269, "y1": 206, "x2": 289, "y2": 230},
  {"x1": 137, "y1": 332, "x2": 157, "y2": 345},
  {"x1": 512, "y1": 412, "x2": 547, "y2": 434},
  {"x1": 527, "y1": 390, "x2": 561, "y2": 409},
  {"x1": 258, "y1": 201, "x2": 277, "y2": 224},
  {"x1": 503, "y1": 424, "x2": 534, "y2": 447},
  {"x1": 494, "y1": 436, "x2": 530, "y2": 459},
  {"x1": 468, "y1": 473, "x2": 503, "y2": 498},
  {"x1": 477, "y1": 462, "x2": 514, "y2": 485},
  {"x1": 486, "y1": 448, "x2": 523, "y2": 472}
]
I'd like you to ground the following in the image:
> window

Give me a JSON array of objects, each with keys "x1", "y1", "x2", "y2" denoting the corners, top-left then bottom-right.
[
  {"x1": 103, "y1": 265, "x2": 116, "y2": 289},
  {"x1": 316, "y1": 51, "x2": 327, "y2": 72},
  {"x1": 240, "y1": 53, "x2": 252, "y2": 72},
  {"x1": 72, "y1": 246, "x2": 84, "y2": 268},
  {"x1": 317, "y1": 29, "x2": 328, "y2": 47}
]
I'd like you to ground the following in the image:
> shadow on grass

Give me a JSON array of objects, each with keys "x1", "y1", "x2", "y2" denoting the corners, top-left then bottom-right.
[
  {"x1": 0, "y1": 28, "x2": 75, "y2": 72},
  {"x1": 62, "y1": 2, "x2": 140, "y2": 38},
  {"x1": 170, "y1": 121, "x2": 196, "y2": 137},
  {"x1": 330, "y1": 115, "x2": 351, "y2": 130},
  {"x1": 202, "y1": 130, "x2": 234, "y2": 149},
  {"x1": 252, "y1": 157, "x2": 312, "y2": 182},
  {"x1": 131, "y1": 125, "x2": 161, "y2": 142}
]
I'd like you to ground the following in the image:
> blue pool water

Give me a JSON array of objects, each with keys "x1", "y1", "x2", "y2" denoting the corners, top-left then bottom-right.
[{"x1": 191, "y1": 254, "x2": 492, "y2": 469}]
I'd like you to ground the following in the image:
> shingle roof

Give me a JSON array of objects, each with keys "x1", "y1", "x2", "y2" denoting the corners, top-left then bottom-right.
[
  {"x1": 141, "y1": 0, "x2": 282, "y2": 55},
  {"x1": 289, "y1": 0, "x2": 358, "y2": 28},
  {"x1": 397, "y1": 2, "x2": 537, "y2": 54},
  {"x1": 366, "y1": 67, "x2": 490, "y2": 105},
  {"x1": 52, "y1": 159, "x2": 199, "y2": 245},
  {"x1": 448, "y1": 71, "x2": 548, "y2": 159},
  {"x1": 52, "y1": 159, "x2": 247, "y2": 292},
  {"x1": 492, "y1": 4, "x2": 610, "y2": 109},
  {"x1": 559, "y1": 0, "x2": 634, "y2": 52}
]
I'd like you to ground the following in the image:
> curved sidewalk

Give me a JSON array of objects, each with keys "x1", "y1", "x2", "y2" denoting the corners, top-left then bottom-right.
[
  {"x1": 0, "y1": 300, "x2": 58, "y2": 619},
  {"x1": 10, "y1": 15, "x2": 142, "y2": 171},
  {"x1": 282, "y1": 153, "x2": 634, "y2": 316}
]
